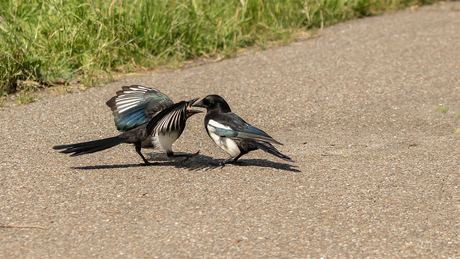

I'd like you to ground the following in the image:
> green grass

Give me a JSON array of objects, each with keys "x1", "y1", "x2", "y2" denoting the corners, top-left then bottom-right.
[
  {"x1": 0, "y1": 0, "x2": 437, "y2": 93},
  {"x1": 433, "y1": 106, "x2": 449, "y2": 114},
  {"x1": 0, "y1": 93, "x2": 6, "y2": 107},
  {"x1": 14, "y1": 91, "x2": 36, "y2": 105}
]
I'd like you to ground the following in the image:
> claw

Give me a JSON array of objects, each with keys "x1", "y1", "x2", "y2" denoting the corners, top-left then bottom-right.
[
  {"x1": 219, "y1": 158, "x2": 243, "y2": 168},
  {"x1": 180, "y1": 150, "x2": 200, "y2": 164}
]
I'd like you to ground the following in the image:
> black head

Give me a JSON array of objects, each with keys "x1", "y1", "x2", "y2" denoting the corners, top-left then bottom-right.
[{"x1": 193, "y1": 95, "x2": 232, "y2": 113}]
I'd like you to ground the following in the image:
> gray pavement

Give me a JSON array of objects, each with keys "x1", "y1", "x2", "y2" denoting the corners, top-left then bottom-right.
[{"x1": 1, "y1": 2, "x2": 460, "y2": 257}]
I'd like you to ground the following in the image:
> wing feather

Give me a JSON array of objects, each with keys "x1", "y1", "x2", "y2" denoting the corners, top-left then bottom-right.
[
  {"x1": 209, "y1": 116, "x2": 283, "y2": 145},
  {"x1": 146, "y1": 102, "x2": 187, "y2": 136},
  {"x1": 106, "y1": 85, "x2": 174, "y2": 131}
]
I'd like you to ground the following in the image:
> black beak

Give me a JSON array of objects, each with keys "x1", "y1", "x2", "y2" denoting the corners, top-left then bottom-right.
[
  {"x1": 192, "y1": 99, "x2": 206, "y2": 108},
  {"x1": 187, "y1": 98, "x2": 204, "y2": 114}
]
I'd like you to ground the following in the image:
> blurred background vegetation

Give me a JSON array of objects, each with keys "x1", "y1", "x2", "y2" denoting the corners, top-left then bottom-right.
[{"x1": 0, "y1": 0, "x2": 436, "y2": 96}]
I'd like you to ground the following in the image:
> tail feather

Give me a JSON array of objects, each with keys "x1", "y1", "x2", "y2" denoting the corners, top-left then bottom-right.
[
  {"x1": 256, "y1": 141, "x2": 294, "y2": 162},
  {"x1": 53, "y1": 136, "x2": 124, "y2": 156}
]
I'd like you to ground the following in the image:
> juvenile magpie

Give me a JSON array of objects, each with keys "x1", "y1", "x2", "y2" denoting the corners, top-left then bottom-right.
[
  {"x1": 193, "y1": 95, "x2": 294, "y2": 164},
  {"x1": 53, "y1": 85, "x2": 202, "y2": 164}
]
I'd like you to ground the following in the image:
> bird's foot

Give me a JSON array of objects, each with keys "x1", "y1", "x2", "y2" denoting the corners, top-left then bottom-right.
[
  {"x1": 180, "y1": 150, "x2": 201, "y2": 164},
  {"x1": 219, "y1": 159, "x2": 243, "y2": 168},
  {"x1": 141, "y1": 161, "x2": 159, "y2": 166}
]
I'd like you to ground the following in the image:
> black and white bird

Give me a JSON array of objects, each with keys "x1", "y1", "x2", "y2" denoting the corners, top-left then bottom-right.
[
  {"x1": 193, "y1": 95, "x2": 293, "y2": 164},
  {"x1": 53, "y1": 85, "x2": 202, "y2": 164}
]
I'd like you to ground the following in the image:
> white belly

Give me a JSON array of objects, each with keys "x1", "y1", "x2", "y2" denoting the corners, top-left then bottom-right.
[
  {"x1": 152, "y1": 132, "x2": 180, "y2": 152},
  {"x1": 207, "y1": 126, "x2": 240, "y2": 157}
]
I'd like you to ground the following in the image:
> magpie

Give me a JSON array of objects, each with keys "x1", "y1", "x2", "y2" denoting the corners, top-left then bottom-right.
[
  {"x1": 53, "y1": 85, "x2": 202, "y2": 164},
  {"x1": 193, "y1": 95, "x2": 293, "y2": 165}
]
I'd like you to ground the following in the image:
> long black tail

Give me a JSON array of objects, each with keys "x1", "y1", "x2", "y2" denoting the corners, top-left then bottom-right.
[
  {"x1": 53, "y1": 136, "x2": 124, "y2": 156},
  {"x1": 256, "y1": 141, "x2": 294, "y2": 162}
]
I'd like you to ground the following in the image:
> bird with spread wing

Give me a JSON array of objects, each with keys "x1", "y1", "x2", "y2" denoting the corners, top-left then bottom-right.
[{"x1": 53, "y1": 85, "x2": 202, "y2": 165}]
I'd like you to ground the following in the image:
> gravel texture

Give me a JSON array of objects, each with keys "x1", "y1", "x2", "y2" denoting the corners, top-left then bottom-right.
[{"x1": 1, "y1": 2, "x2": 460, "y2": 257}]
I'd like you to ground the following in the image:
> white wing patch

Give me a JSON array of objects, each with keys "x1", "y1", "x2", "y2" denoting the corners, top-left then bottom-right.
[
  {"x1": 151, "y1": 109, "x2": 183, "y2": 134},
  {"x1": 114, "y1": 86, "x2": 160, "y2": 113},
  {"x1": 208, "y1": 119, "x2": 232, "y2": 130},
  {"x1": 116, "y1": 98, "x2": 143, "y2": 113},
  {"x1": 207, "y1": 120, "x2": 240, "y2": 157},
  {"x1": 130, "y1": 85, "x2": 156, "y2": 91},
  {"x1": 123, "y1": 85, "x2": 159, "y2": 94}
]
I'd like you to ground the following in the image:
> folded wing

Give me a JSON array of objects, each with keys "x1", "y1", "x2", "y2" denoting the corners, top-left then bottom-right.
[{"x1": 208, "y1": 114, "x2": 283, "y2": 145}]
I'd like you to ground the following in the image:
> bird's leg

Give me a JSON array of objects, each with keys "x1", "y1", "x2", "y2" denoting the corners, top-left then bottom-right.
[
  {"x1": 219, "y1": 155, "x2": 243, "y2": 167},
  {"x1": 232, "y1": 154, "x2": 244, "y2": 163},
  {"x1": 167, "y1": 150, "x2": 200, "y2": 163},
  {"x1": 167, "y1": 150, "x2": 200, "y2": 158},
  {"x1": 136, "y1": 145, "x2": 155, "y2": 165},
  {"x1": 219, "y1": 157, "x2": 233, "y2": 168}
]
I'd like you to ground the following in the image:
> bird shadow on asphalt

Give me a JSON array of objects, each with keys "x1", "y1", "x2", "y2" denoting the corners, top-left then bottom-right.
[
  {"x1": 72, "y1": 152, "x2": 301, "y2": 172},
  {"x1": 221, "y1": 159, "x2": 301, "y2": 172},
  {"x1": 173, "y1": 157, "x2": 301, "y2": 172}
]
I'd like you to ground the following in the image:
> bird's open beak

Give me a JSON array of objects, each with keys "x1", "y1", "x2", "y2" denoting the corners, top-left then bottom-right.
[
  {"x1": 192, "y1": 99, "x2": 206, "y2": 108},
  {"x1": 187, "y1": 98, "x2": 204, "y2": 115}
]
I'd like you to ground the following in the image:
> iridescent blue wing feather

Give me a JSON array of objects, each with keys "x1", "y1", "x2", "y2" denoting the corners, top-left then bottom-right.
[
  {"x1": 213, "y1": 126, "x2": 238, "y2": 138},
  {"x1": 106, "y1": 85, "x2": 174, "y2": 132},
  {"x1": 238, "y1": 125, "x2": 273, "y2": 140}
]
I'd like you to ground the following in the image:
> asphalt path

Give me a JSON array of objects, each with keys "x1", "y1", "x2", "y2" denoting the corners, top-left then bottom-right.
[{"x1": 1, "y1": 2, "x2": 460, "y2": 257}]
